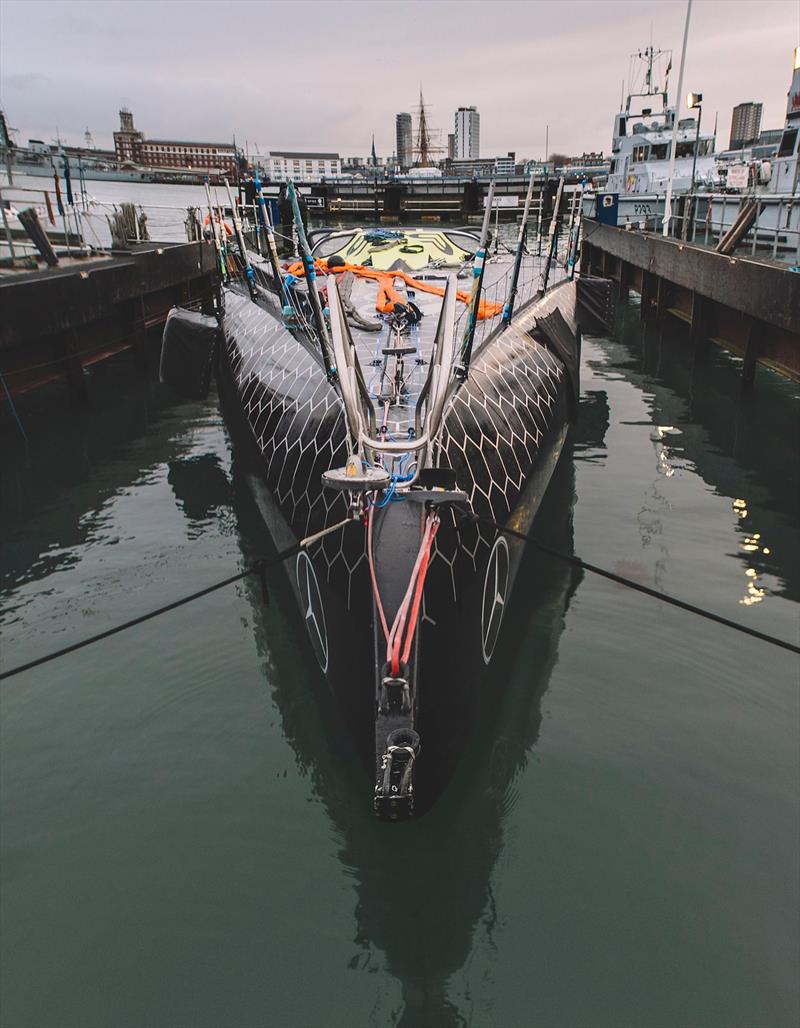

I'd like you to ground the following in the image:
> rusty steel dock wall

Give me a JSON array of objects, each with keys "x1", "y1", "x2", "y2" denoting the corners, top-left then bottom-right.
[
  {"x1": 0, "y1": 241, "x2": 218, "y2": 406},
  {"x1": 580, "y1": 221, "x2": 799, "y2": 384}
]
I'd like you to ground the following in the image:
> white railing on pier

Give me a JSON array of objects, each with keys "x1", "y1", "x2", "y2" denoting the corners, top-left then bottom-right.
[
  {"x1": 0, "y1": 184, "x2": 208, "y2": 261},
  {"x1": 606, "y1": 192, "x2": 800, "y2": 263}
]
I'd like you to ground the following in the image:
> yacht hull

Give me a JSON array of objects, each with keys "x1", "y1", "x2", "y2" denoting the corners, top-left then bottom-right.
[{"x1": 176, "y1": 277, "x2": 587, "y2": 816}]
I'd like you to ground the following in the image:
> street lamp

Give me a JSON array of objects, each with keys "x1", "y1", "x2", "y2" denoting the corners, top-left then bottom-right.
[{"x1": 686, "y1": 91, "x2": 703, "y2": 192}]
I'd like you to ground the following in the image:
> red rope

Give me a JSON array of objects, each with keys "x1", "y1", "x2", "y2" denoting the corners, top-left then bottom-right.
[
  {"x1": 398, "y1": 518, "x2": 439, "y2": 667},
  {"x1": 285, "y1": 258, "x2": 503, "y2": 320},
  {"x1": 367, "y1": 507, "x2": 440, "y2": 676},
  {"x1": 385, "y1": 515, "x2": 433, "y2": 674}
]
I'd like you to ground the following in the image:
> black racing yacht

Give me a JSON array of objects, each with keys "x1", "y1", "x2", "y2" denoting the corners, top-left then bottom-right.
[{"x1": 160, "y1": 179, "x2": 613, "y2": 819}]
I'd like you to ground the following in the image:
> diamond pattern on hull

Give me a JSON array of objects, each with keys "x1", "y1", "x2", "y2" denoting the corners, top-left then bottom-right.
[
  {"x1": 221, "y1": 283, "x2": 572, "y2": 611},
  {"x1": 222, "y1": 290, "x2": 364, "y2": 594},
  {"x1": 433, "y1": 302, "x2": 566, "y2": 588}
]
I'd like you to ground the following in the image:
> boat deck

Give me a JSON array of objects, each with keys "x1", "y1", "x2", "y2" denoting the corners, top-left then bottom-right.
[{"x1": 249, "y1": 238, "x2": 569, "y2": 447}]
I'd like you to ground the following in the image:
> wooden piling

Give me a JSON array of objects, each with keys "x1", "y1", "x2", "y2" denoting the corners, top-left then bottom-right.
[
  {"x1": 581, "y1": 222, "x2": 799, "y2": 385},
  {"x1": 689, "y1": 291, "x2": 707, "y2": 352},
  {"x1": 56, "y1": 329, "x2": 89, "y2": 404}
]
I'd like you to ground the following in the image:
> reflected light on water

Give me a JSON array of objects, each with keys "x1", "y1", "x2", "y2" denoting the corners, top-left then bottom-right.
[
  {"x1": 650, "y1": 425, "x2": 682, "y2": 478},
  {"x1": 657, "y1": 446, "x2": 675, "y2": 477},
  {"x1": 731, "y1": 504, "x2": 771, "y2": 605},
  {"x1": 740, "y1": 567, "x2": 767, "y2": 606}
]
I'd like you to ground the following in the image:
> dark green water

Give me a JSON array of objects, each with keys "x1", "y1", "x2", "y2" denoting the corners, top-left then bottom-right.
[{"x1": 2, "y1": 302, "x2": 798, "y2": 1028}]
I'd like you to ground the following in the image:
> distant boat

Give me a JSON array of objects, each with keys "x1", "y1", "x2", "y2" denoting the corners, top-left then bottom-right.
[
  {"x1": 2, "y1": 146, "x2": 234, "y2": 186},
  {"x1": 705, "y1": 47, "x2": 800, "y2": 246}
]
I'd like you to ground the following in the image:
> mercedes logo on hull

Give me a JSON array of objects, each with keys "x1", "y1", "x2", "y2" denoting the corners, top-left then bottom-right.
[
  {"x1": 481, "y1": 536, "x2": 510, "y2": 664},
  {"x1": 296, "y1": 551, "x2": 329, "y2": 673}
]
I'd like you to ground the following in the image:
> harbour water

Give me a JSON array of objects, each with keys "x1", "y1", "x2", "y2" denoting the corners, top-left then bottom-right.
[{"x1": 2, "y1": 289, "x2": 797, "y2": 1027}]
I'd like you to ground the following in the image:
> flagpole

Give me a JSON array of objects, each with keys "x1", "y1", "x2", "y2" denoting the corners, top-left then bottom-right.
[{"x1": 662, "y1": 0, "x2": 692, "y2": 237}]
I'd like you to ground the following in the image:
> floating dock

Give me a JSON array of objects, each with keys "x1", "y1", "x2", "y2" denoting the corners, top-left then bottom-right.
[{"x1": 0, "y1": 241, "x2": 216, "y2": 404}]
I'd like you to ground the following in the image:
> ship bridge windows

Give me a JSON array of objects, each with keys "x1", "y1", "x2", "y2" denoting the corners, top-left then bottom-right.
[
  {"x1": 676, "y1": 140, "x2": 697, "y2": 158},
  {"x1": 632, "y1": 145, "x2": 649, "y2": 162},
  {"x1": 650, "y1": 143, "x2": 670, "y2": 160},
  {"x1": 777, "y1": 128, "x2": 797, "y2": 158}
]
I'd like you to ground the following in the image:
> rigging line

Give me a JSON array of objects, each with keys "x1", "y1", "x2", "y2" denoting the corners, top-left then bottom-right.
[
  {"x1": 464, "y1": 513, "x2": 800, "y2": 656},
  {"x1": 0, "y1": 516, "x2": 356, "y2": 683},
  {"x1": 0, "y1": 371, "x2": 28, "y2": 444}
]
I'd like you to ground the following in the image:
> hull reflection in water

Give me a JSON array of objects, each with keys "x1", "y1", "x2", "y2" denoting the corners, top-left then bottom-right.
[{"x1": 220, "y1": 438, "x2": 587, "y2": 1027}]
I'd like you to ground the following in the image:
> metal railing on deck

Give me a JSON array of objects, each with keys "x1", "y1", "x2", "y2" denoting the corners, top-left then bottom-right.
[{"x1": 451, "y1": 249, "x2": 571, "y2": 356}]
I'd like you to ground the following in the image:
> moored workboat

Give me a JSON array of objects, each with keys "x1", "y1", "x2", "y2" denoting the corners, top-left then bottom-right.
[
  {"x1": 582, "y1": 45, "x2": 718, "y2": 228},
  {"x1": 161, "y1": 179, "x2": 612, "y2": 818},
  {"x1": 585, "y1": 45, "x2": 800, "y2": 253}
]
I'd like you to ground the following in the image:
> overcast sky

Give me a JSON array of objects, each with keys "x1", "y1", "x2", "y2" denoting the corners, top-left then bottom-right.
[{"x1": 1, "y1": 0, "x2": 798, "y2": 158}]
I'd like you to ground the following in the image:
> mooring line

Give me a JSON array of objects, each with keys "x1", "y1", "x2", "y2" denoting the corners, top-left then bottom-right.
[
  {"x1": 2, "y1": 505, "x2": 795, "y2": 682},
  {"x1": 0, "y1": 514, "x2": 357, "y2": 682},
  {"x1": 465, "y1": 512, "x2": 800, "y2": 656}
]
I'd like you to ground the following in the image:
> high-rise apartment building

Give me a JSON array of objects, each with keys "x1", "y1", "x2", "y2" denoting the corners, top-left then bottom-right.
[
  {"x1": 454, "y1": 106, "x2": 480, "y2": 160},
  {"x1": 729, "y1": 102, "x2": 763, "y2": 149},
  {"x1": 396, "y1": 112, "x2": 412, "y2": 170}
]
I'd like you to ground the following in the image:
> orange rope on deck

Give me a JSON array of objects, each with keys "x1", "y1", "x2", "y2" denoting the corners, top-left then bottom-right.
[{"x1": 285, "y1": 259, "x2": 503, "y2": 320}]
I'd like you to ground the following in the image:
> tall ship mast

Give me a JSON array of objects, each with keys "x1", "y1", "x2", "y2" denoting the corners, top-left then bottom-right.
[{"x1": 413, "y1": 89, "x2": 443, "y2": 169}]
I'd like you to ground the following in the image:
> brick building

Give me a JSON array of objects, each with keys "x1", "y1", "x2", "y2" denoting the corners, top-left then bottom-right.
[{"x1": 113, "y1": 108, "x2": 237, "y2": 176}]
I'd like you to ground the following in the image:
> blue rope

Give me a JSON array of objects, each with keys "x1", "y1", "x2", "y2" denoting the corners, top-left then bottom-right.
[
  {"x1": 373, "y1": 479, "x2": 397, "y2": 508},
  {"x1": 372, "y1": 467, "x2": 414, "y2": 508}
]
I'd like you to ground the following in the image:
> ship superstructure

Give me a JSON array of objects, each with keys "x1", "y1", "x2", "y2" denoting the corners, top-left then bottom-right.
[{"x1": 605, "y1": 46, "x2": 717, "y2": 197}]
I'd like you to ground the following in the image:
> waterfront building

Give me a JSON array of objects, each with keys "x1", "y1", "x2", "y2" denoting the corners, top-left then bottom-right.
[
  {"x1": 447, "y1": 133, "x2": 455, "y2": 160},
  {"x1": 454, "y1": 106, "x2": 480, "y2": 159},
  {"x1": 758, "y1": 128, "x2": 783, "y2": 146},
  {"x1": 112, "y1": 108, "x2": 237, "y2": 176},
  {"x1": 0, "y1": 110, "x2": 13, "y2": 149},
  {"x1": 265, "y1": 151, "x2": 342, "y2": 181},
  {"x1": 729, "y1": 101, "x2": 763, "y2": 149},
  {"x1": 494, "y1": 152, "x2": 516, "y2": 175},
  {"x1": 396, "y1": 113, "x2": 412, "y2": 171},
  {"x1": 340, "y1": 154, "x2": 390, "y2": 177},
  {"x1": 445, "y1": 156, "x2": 495, "y2": 177}
]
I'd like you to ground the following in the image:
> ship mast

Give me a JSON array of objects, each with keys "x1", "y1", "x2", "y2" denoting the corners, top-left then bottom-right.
[
  {"x1": 415, "y1": 88, "x2": 431, "y2": 168},
  {"x1": 627, "y1": 45, "x2": 671, "y2": 114}
]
